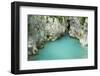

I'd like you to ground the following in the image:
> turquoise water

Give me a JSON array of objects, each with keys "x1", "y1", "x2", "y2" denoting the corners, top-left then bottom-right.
[{"x1": 30, "y1": 35, "x2": 88, "y2": 61}]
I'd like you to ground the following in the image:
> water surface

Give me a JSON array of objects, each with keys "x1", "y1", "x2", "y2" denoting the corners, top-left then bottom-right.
[{"x1": 30, "y1": 35, "x2": 88, "y2": 61}]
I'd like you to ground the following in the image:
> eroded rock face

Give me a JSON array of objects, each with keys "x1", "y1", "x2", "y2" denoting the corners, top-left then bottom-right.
[
  {"x1": 45, "y1": 17, "x2": 68, "y2": 41},
  {"x1": 79, "y1": 18, "x2": 88, "y2": 46},
  {"x1": 28, "y1": 16, "x2": 68, "y2": 55},
  {"x1": 68, "y1": 17, "x2": 88, "y2": 47},
  {"x1": 28, "y1": 16, "x2": 88, "y2": 56}
]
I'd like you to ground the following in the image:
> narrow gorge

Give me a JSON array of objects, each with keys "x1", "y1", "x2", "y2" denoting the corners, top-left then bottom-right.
[{"x1": 28, "y1": 15, "x2": 88, "y2": 60}]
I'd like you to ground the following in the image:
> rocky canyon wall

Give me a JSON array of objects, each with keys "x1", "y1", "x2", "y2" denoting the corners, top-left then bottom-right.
[{"x1": 28, "y1": 15, "x2": 88, "y2": 56}]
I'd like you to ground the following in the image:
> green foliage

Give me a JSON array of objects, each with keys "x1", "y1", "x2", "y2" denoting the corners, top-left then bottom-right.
[
  {"x1": 79, "y1": 17, "x2": 86, "y2": 26},
  {"x1": 28, "y1": 23, "x2": 31, "y2": 33},
  {"x1": 48, "y1": 16, "x2": 68, "y2": 24}
]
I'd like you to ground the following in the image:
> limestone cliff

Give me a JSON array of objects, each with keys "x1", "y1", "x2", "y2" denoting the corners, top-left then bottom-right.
[
  {"x1": 68, "y1": 17, "x2": 88, "y2": 46},
  {"x1": 28, "y1": 15, "x2": 88, "y2": 56}
]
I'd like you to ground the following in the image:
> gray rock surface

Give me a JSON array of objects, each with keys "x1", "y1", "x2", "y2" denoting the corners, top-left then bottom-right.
[
  {"x1": 28, "y1": 15, "x2": 88, "y2": 56},
  {"x1": 68, "y1": 17, "x2": 88, "y2": 46}
]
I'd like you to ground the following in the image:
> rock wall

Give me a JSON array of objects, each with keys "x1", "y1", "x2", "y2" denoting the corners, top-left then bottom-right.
[
  {"x1": 28, "y1": 15, "x2": 88, "y2": 56},
  {"x1": 68, "y1": 17, "x2": 88, "y2": 46}
]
